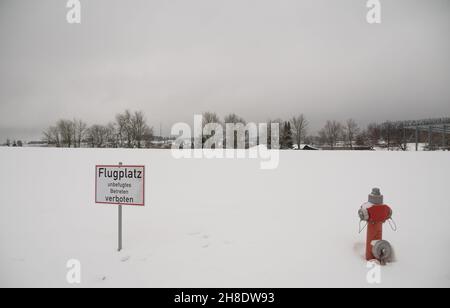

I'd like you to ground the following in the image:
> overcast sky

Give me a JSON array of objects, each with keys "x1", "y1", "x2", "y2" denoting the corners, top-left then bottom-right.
[{"x1": 1, "y1": 0, "x2": 450, "y2": 141}]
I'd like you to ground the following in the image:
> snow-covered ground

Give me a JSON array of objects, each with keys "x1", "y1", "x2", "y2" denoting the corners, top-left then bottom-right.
[{"x1": 0, "y1": 148, "x2": 449, "y2": 288}]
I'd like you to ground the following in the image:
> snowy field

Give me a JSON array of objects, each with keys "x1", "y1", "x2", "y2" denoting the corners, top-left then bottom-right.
[{"x1": 0, "y1": 147, "x2": 449, "y2": 288}]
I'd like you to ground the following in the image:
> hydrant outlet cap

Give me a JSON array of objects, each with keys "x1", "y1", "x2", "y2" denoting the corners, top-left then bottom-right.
[
  {"x1": 358, "y1": 208, "x2": 369, "y2": 221},
  {"x1": 369, "y1": 188, "x2": 384, "y2": 204},
  {"x1": 372, "y1": 240, "x2": 392, "y2": 262}
]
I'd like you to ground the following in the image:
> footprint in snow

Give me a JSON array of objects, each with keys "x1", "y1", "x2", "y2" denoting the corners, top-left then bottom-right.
[{"x1": 121, "y1": 256, "x2": 130, "y2": 262}]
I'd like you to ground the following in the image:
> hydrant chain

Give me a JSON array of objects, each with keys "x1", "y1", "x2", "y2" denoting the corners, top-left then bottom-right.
[
  {"x1": 388, "y1": 218, "x2": 397, "y2": 232},
  {"x1": 359, "y1": 220, "x2": 368, "y2": 234}
]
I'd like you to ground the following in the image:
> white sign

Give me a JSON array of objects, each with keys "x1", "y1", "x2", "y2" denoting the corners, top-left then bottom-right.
[{"x1": 95, "y1": 165, "x2": 145, "y2": 206}]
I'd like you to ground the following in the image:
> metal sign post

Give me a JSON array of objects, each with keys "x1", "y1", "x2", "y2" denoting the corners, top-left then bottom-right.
[
  {"x1": 118, "y1": 204, "x2": 122, "y2": 252},
  {"x1": 118, "y1": 162, "x2": 123, "y2": 252},
  {"x1": 95, "y1": 163, "x2": 145, "y2": 252}
]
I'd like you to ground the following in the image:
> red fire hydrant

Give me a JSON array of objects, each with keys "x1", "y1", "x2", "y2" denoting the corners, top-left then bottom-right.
[{"x1": 358, "y1": 188, "x2": 394, "y2": 264}]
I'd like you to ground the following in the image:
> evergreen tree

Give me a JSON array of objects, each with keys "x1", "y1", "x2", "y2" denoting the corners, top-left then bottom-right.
[{"x1": 281, "y1": 122, "x2": 293, "y2": 149}]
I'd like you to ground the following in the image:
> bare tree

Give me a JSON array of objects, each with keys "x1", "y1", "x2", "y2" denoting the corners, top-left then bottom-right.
[
  {"x1": 355, "y1": 131, "x2": 369, "y2": 147},
  {"x1": 224, "y1": 113, "x2": 245, "y2": 125},
  {"x1": 381, "y1": 121, "x2": 394, "y2": 150},
  {"x1": 143, "y1": 128, "x2": 154, "y2": 148},
  {"x1": 389, "y1": 123, "x2": 408, "y2": 151},
  {"x1": 266, "y1": 118, "x2": 282, "y2": 149},
  {"x1": 57, "y1": 120, "x2": 75, "y2": 148},
  {"x1": 73, "y1": 119, "x2": 87, "y2": 148},
  {"x1": 291, "y1": 114, "x2": 308, "y2": 150},
  {"x1": 43, "y1": 126, "x2": 61, "y2": 147},
  {"x1": 344, "y1": 119, "x2": 359, "y2": 149},
  {"x1": 202, "y1": 112, "x2": 221, "y2": 127},
  {"x1": 115, "y1": 113, "x2": 126, "y2": 147},
  {"x1": 224, "y1": 113, "x2": 247, "y2": 149},
  {"x1": 202, "y1": 112, "x2": 221, "y2": 148},
  {"x1": 131, "y1": 111, "x2": 153, "y2": 148},
  {"x1": 106, "y1": 122, "x2": 120, "y2": 148},
  {"x1": 366, "y1": 123, "x2": 381, "y2": 147},
  {"x1": 317, "y1": 130, "x2": 327, "y2": 146},
  {"x1": 87, "y1": 125, "x2": 110, "y2": 148},
  {"x1": 321, "y1": 120, "x2": 343, "y2": 148},
  {"x1": 116, "y1": 110, "x2": 133, "y2": 148},
  {"x1": 304, "y1": 135, "x2": 315, "y2": 146}
]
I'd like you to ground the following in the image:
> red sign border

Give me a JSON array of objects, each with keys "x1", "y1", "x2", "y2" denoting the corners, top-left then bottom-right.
[{"x1": 95, "y1": 165, "x2": 145, "y2": 207}]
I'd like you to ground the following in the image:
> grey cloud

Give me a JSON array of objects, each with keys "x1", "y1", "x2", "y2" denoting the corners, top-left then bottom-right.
[{"x1": 1, "y1": 0, "x2": 449, "y2": 141}]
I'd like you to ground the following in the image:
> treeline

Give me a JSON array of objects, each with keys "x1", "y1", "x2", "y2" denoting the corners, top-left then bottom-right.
[
  {"x1": 200, "y1": 112, "x2": 449, "y2": 150},
  {"x1": 315, "y1": 120, "x2": 407, "y2": 150},
  {"x1": 200, "y1": 112, "x2": 303, "y2": 150},
  {"x1": 200, "y1": 112, "x2": 375, "y2": 150},
  {"x1": 42, "y1": 110, "x2": 154, "y2": 148},
  {"x1": 1, "y1": 139, "x2": 24, "y2": 147},
  {"x1": 31, "y1": 111, "x2": 449, "y2": 150},
  {"x1": 305, "y1": 118, "x2": 446, "y2": 150}
]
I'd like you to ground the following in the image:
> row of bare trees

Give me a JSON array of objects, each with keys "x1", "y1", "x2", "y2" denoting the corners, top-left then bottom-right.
[
  {"x1": 43, "y1": 119, "x2": 86, "y2": 148},
  {"x1": 43, "y1": 110, "x2": 153, "y2": 148},
  {"x1": 40, "y1": 110, "x2": 446, "y2": 150},
  {"x1": 198, "y1": 112, "x2": 308, "y2": 149},
  {"x1": 2, "y1": 139, "x2": 23, "y2": 147},
  {"x1": 316, "y1": 120, "x2": 433, "y2": 150},
  {"x1": 199, "y1": 112, "x2": 365, "y2": 150},
  {"x1": 199, "y1": 112, "x2": 427, "y2": 150},
  {"x1": 198, "y1": 112, "x2": 363, "y2": 150},
  {"x1": 317, "y1": 119, "x2": 360, "y2": 149}
]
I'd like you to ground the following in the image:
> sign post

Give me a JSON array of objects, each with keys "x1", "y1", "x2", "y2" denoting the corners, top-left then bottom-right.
[
  {"x1": 117, "y1": 162, "x2": 123, "y2": 252},
  {"x1": 118, "y1": 203, "x2": 122, "y2": 251},
  {"x1": 95, "y1": 163, "x2": 145, "y2": 252},
  {"x1": 118, "y1": 162, "x2": 123, "y2": 252}
]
